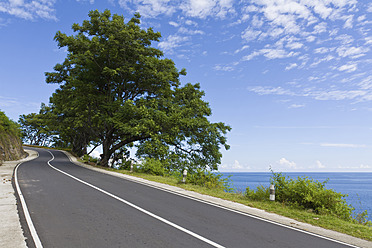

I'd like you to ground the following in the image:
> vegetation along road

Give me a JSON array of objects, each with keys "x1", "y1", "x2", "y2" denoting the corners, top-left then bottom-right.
[{"x1": 15, "y1": 147, "x2": 357, "y2": 248}]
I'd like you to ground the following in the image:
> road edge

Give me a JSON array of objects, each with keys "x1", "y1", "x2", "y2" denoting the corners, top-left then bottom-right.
[
  {"x1": 0, "y1": 149, "x2": 38, "y2": 248},
  {"x1": 61, "y1": 150, "x2": 371, "y2": 248}
]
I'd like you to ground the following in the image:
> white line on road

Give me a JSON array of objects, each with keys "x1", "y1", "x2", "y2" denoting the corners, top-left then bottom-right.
[
  {"x1": 46, "y1": 151, "x2": 225, "y2": 248},
  {"x1": 15, "y1": 152, "x2": 43, "y2": 248}
]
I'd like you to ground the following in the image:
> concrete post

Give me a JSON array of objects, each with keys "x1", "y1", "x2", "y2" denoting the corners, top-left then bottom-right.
[
  {"x1": 269, "y1": 184, "x2": 275, "y2": 201},
  {"x1": 182, "y1": 169, "x2": 187, "y2": 183},
  {"x1": 130, "y1": 162, "x2": 134, "y2": 173}
]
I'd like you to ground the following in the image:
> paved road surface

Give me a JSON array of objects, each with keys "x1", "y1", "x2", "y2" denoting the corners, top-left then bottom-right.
[{"x1": 16, "y1": 148, "x2": 355, "y2": 248}]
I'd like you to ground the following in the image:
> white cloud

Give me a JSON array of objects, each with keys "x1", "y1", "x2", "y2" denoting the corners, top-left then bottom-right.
[
  {"x1": 368, "y1": 3, "x2": 372, "y2": 13},
  {"x1": 261, "y1": 48, "x2": 298, "y2": 59},
  {"x1": 336, "y1": 45, "x2": 369, "y2": 59},
  {"x1": 214, "y1": 64, "x2": 234, "y2": 72},
  {"x1": 316, "y1": 160, "x2": 325, "y2": 168},
  {"x1": 320, "y1": 143, "x2": 367, "y2": 148},
  {"x1": 178, "y1": 26, "x2": 204, "y2": 35},
  {"x1": 76, "y1": 0, "x2": 94, "y2": 4},
  {"x1": 180, "y1": 0, "x2": 234, "y2": 19},
  {"x1": 158, "y1": 34, "x2": 189, "y2": 53},
  {"x1": 119, "y1": 0, "x2": 176, "y2": 18},
  {"x1": 360, "y1": 164, "x2": 371, "y2": 169},
  {"x1": 313, "y1": 22, "x2": 327, "y2": 34},
  {"x1": 357, "y1": 75, "x2": 372, "y2": 90},
  {"x1": 185, "y1": 19, "x2": 198, "y2": 26},
  {"x1": 241, "y1": 27, "x2": 261, "y2": 41},
  {"x1": 285, "y1": 63, "x2": 298, "y2": 70},
  {"x1": 289, "y1": 103, "x2": 305, "y2": 108},
  {"x1": 338, "y1": 63, "x2": 357, "y2": 73},
  {"x1": 0, "y1": 0, "x2": 57, "y2": 20},
  {"x1": 234, "y1": 45, "x2": 249, "y2": 54},
  {"x1": 334, "y1": 34, "x2": 354, "y2": 44},
  {"x1": 314, "y1": 47, "x2": 330, "y2": 54},
  {"x1": 286, "y1": 41, "x2": 303, "y2": 50},
  {"x1": 313, "y1": 90, "x2": 365, "y2": 100},
  {"x1": 220, "y1": 159, "x2": 250, "y2": 171},
  {"x1": 343, "y1": 15, "x2": 353, "y2": 28},
  {"x1": 169, "y1": 21, "x2": 179, "y2": 27},
  {"x1": 232, "y1": 160, "x2": 243, "y2": 169},
  {"x1": 248, "y1": 86, "x2": 296, "y2": 96},
  {"x1": 279, "y1": 158, "x2": 297, "y2": 169}
]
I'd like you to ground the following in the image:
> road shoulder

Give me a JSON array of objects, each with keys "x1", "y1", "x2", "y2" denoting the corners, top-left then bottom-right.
[
  {"x1": 0, "y1": 149, "x2": 38, "y2": 248},
  {"x1": 62, "y1": 151, "x2": 371, "y2": 248}
]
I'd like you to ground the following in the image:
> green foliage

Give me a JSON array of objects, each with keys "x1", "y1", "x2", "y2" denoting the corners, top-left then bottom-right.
[
  {"x1": 45, "y1": 9, "x2": 230, "y2": 168},
  {"x1": 245, "y1": 185, "x2": 270, "y2": 201},
  {"x1": 18, "y1": 104, "x2": 56, "y2": 147},
  {"x1": 0, "y1": 110, "x2": 21, "y2": 137},
  {"x1": 269, "y1": 170, "x2": 354, "y2": 221},
  {"x1": 354, "y1": 210, "x2": 372, "y2": 226},
  {"x1": 136, "y1": 158, "x2": 166, "y2": 176},
  {"x1": 185, "y1": 169, "x2": 232, "y2": 191},
  {"x1": 81, "y1": 154, "x2": 98, "y2": 164}
]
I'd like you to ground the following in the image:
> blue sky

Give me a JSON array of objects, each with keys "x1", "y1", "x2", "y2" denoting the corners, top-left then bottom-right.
[{"x1": 1, "y1": 0, "x2": 371, "y2": 172}]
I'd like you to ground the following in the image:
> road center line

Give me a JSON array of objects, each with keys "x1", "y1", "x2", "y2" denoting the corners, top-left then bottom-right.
[{"x1": 46, "y1": 151, "x2": 225, "y2": 248}]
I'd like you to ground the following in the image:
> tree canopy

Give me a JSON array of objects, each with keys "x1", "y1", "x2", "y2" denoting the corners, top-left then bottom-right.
[{"x1": 44, "y1": 9, "x2": 230, "y2": 170}]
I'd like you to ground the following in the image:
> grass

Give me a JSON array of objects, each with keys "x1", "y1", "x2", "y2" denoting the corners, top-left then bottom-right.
[{"x1": 86, "y1": 164, "x2": 372, "y2": 241}]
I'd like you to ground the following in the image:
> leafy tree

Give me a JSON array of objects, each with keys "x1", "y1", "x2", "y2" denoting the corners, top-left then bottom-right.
[
  {"x1": 18, "y1": 104, "x2": 56, "y2": 146},
  {"x1": 46, "y1": 9, "x2": 230, "y2": 168}
]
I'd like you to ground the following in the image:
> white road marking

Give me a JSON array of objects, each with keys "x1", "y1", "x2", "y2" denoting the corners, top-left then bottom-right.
[
  {"x1": 46, "y1": 151, "x2": 225, "y2": 248},
  {"x1": 15, "y1": 152, "x2": 43, "y2": 248}
]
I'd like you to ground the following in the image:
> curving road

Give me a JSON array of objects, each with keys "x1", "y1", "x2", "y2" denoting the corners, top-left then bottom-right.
[{"x1": 15, "y1": 147, "x2": 355, "y2": 248}]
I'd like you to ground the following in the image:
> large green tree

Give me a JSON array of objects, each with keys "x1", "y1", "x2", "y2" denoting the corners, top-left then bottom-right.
[{"x1": 46, "y1": 9, "x2": 230, "y2": 169}]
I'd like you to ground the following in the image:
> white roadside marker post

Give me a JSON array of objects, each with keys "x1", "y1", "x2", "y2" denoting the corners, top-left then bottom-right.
[
  {"x1": 182, "y1": 169, "x2": 187, "y2": 183},
  {"x1": 269, "y1": 184, "x2": 275, "y2": 201},
  {"x1": 130, "y1": 162, "x2": 133, "y2": 173}
]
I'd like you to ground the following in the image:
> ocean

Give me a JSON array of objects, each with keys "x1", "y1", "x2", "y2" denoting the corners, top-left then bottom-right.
[{"x1": 220, "y1": 172, "x2": 372, "y2": 221}]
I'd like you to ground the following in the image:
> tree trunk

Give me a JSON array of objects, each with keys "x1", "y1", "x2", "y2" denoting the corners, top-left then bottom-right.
[
  {"x1": 100, "y1": 139, "x2": 111, "y2": 167},
  {"x1": 72, "y1": 137, "x2": 88, "y2": 157}
]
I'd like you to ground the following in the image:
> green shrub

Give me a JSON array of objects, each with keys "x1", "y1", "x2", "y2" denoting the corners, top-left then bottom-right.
[
  {"x1": 270, "y1": 170, "x2": 354, "y2": 220},
  {"x1": 137, "y1": 158, "x2": 166, "y2": 176},
  {"x1": 82, "y1": 154, "x2": 98, "y2": 164},
  {"x1": 185, "y1": 169, "x2": 232, "y2": 191},
  {"x1": 354, "y1": 210, "x2": 372, "y2": 226},
  {"x1": 117, "y1": 159, "x2": 133, "y2": 170},
  {"x1": 245, "y1": 185, "x2": 270, "y2": 201}
]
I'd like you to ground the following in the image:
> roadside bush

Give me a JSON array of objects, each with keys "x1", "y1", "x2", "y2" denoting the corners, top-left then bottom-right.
[
  {"x1": 82, "y1": 154, "x2": 98, "y2": 164},
  {"x1": 270, "y1": 170, "x2": 354, "y2": 220},
  {"x1": 354, "y1": 210, "x2": 372, "y2": 226},
  {"x1": 245, "y1": 185, "x2": 270, "y2": 201},
  {"x1": 137, "y1": 158, "x2": 166, "y2": 176},
  {"x1": 186, "y1": 169, "x2": 232, "y2": 191},
  {"x1": 117, "y1": 159, "x2": 133, "y2": 170}
]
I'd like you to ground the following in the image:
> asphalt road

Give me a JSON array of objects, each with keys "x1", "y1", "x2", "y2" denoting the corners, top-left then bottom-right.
[{"x1": 16, "y1": 147, "x2": 355, "y2": 248}]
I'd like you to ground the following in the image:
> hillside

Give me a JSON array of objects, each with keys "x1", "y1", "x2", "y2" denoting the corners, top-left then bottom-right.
[{"x1": 0, "y1": 111, "x2": 26, "y2": 164}]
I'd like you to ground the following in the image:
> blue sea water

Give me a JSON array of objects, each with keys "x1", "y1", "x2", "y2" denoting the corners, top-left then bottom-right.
[{"x1": 221, "y1": 172, "x2": 372, "y2": 221}]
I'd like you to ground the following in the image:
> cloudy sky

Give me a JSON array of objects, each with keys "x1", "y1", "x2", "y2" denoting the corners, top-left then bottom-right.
[{"x1": 1, "y1": 0, "x2": 371, "y2": 172}]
